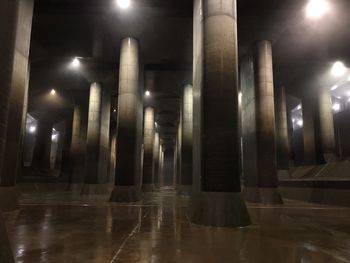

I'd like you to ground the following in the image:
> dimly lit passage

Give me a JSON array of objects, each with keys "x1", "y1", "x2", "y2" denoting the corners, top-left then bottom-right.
[{"x1": 1, "y1": 0, "x2": 350, "y2": 262}]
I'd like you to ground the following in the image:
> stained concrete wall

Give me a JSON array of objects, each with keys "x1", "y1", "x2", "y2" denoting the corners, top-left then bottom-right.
[{"x1": 0, "y1": 0, "x2": 34, "y2": 186}]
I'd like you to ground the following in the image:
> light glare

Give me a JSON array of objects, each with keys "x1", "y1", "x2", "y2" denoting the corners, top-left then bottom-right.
[
  {"x1": 331, "y1": 61, "x2": 347, "y2": 77},
  {"x1": 297, "y1": 120, "x2": 303, "y2": 127},
  {"x1": 29, "y1": 126, "x2": 36, "y2": 133},
  {"x1": 332, "y1": 103, "x2": 340, "y2": 112},
  {"x1": 71, "y1": 58, "x2": 80, "y2": 68},
  {"x1": 331, "y1": 85, "x2": 338, "y2": 91},
  {"x1": 145, "y1": 90, "x2": 151, "y2": 97},
  {"x1": 50, "y1": 89, "x2": 56, "y2": 95},
  {"x1": 306, "y1": 0, "x2": 329, "y2": 19},
  {"x1": 117, "y1": 0, "x2": 130, "y2": 9}
]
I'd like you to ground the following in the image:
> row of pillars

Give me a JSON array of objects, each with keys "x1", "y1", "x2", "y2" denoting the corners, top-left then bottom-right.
[{"x1": 0, "y1": 2, "x2": 339, "y2": 253}]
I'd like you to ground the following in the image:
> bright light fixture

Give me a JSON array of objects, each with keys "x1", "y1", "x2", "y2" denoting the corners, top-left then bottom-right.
[
  {"x1": 71, "y1": 58, "x2": 80, "y2": 68},
  {"x1": 145, "y1": 90, "x2": 151, "y2": 97},
  {"x1": 306, "y1": 0, "x2": 329, "y2": 19},
  {"x1": 117, "y1": 0, "x2": 130, "y2": 9},
  {"x1": 50, "y1": 89, "x2": 56, "y2": 95},
  {"x1": 297, "y1": 104, "x2": 302, "y2": 110},
  {"x1": 297, "y1": 120, "x2": 303, "y2": 127},
  {"x1": 29, "y1": 126, "x2": 36, "y2": 133},
  {"x1": 331, "y1": 61, "x2": 347, "y2": 77},
  {"x1": 332, "y1": 103, "x2": 340, "y2": 112},
  {"x1": 331, "y1": 85, "x2": 338, "y2": 91}
]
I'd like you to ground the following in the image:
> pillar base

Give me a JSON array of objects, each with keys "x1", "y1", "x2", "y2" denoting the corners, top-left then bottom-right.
[
  {"x1": 142, "y1": 184, "x2": 154, "y2": 192},
  {"x1": 80, "y1": 184, "x2": 110, "y2": 195},
  {"x1": 0, "y1": 213, "x2": 14, "y2": 263},
  {"x1": 109, "y1": 186, "x2": 142, "y2": 202},
  {"x1": 188, "y1": 192, "x2": 251, "y2": 228},
  {"x1": 0, "y1": 187, "x2": 19, "y2": 212},
  {"x1": 243, "y1": 187, "x2": 284, "y2": 205},
  {"x1": 178, "y1": 185, "x2": 192, "y2": 196},
  {"x1": 323, "y1": 153, "x2": 338, "y2": 163}
]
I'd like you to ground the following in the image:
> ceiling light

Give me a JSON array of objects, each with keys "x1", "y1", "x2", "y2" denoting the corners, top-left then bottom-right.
[
  {"x1": 332, "y1": 103, "x2": 340, "y2": 112},
  {"x1": 331, "y1": 61, "x2": 346, "y2": 77},
  {"x1": 145, "y1": 90, "x2": 151, "y2": 97},
  {"x1": 71, "y1": 58, "x2": 80, "y2": 68},
  {"x1": 306, "y1": 0, "x2": 329, "y2": 19},
  {"x1": 50, "y1": 89, "x2": 56, "y2": 95},
  {"x1": 117, "y1": 0, "x2": 130, "y2": 9},
  {"x1": 29, "y1": 126, "x2": 36, "y2": 133},
  {"x1": 331, "y1": 85, "x2": 338, "y2": 91}
]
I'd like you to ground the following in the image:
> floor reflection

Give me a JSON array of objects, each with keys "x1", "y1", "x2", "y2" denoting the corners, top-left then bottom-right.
[{"x1": 6, "y1": 187, "x2": 350, "y2": 262}]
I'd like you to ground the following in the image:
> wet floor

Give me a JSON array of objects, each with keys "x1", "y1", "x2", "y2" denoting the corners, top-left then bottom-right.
[{"x1": 5, "y1": 187, "x2": 350, "y2": 262}]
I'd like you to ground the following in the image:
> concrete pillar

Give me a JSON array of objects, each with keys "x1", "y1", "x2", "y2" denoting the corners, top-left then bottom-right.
[
  {"x1": 158, "y1": 145, "x2": 164, "y2": 187},
  {"x1": 142, "y1": 107, "x2": 155, "y2": 192},
  {"x1": 318, "y1": 87, "x2": 336, "y2": 162},
  {"x1": 176, "y1": 112, "x2": 182, "y2": 188},
  {"x1": 302, "y1": 97, "x2": 317, "y2": 165},
  {"x1": 0, "y1": 0, "x2": 34, "y2": 213},
  {"x1": 189, "y1": 0, "x2": 250, "y2": 227},
  {"x1": 110, "y1": 38, "x2": 143, "y2": 202},
  {"x1": 179, "y1": 84, "x2": 193, "y2": 195},
  {"x1": 31, "y1": 120, "x2": 53, "y2": 171},
  {"x1": 241, "y1": 41, "x2": 283, "y2": 204},
  {"x1": 276, "y1": 86, "x2": 290, "y2": 171},
  {"x1": 82, "y1": 82, "x2": 111, "y2": 194},
  {"x1": 69, "y1": 103, "x2": 85, "y2": 184},
  {"x1": 153, "y1": 132, "x2": 160, "y2": 188}
]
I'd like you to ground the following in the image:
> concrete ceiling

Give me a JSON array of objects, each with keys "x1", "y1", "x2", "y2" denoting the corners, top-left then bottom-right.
[{"x1": 28, "y1": 0, "x2": 350, "y2": 147}]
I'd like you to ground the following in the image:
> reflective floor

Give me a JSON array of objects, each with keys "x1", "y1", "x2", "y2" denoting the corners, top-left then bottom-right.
[{"x1": 5, "y1": 187, "x2": 350, "y2": 263}]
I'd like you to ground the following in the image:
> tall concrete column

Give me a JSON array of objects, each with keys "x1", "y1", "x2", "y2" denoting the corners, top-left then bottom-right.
[
  {"x1": 276, "y1": 86, "x2": 290, "y2": 171},
  {"x1": 153, "y1": 132, "x2": 160, "y2": 188},
  {"x1": 176, "y1": 112, "x2": 182, "y2": 188},
  {"x1": 0, "y1": 0, "x2": 34, "y2": 214},
  {"x1": 189, "y1": 0, "x2": 250, "y2": 227},
  {"x1": 82, "y1": 82, "x2": 111, "y2": 194},
  {"x1": 158, "y1": 144, "x2": 164, "y2": 187},
  {"x1": 179, "y1": 84, "x2": 193, "y2": 195},
  {"x1": 110, "y1": 38, "x2": 143, "y2": 202},
  {"x1": 31, "y1": 120, "x2": 53, "y2": 171},
  {"x1": 302, "y1": 97, "x2": 317, "y2": 165},
  {"x1": 142, "y1": 107, "x2": 155, "y2": 192},
  {"x1": 241, "y1": 41, "x2": 283, "y2": 204},
  {"x1": 69, "y1": 103, "x2": 85, "y2": 184},
  {"x1": 318, "y1": 87, "x2": 336, "y2": 162}
]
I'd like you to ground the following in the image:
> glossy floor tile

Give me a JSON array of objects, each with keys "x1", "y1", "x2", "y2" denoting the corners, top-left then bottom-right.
[{"x1": 6, "y1": 187, "x2": 350, "y2": 262}]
